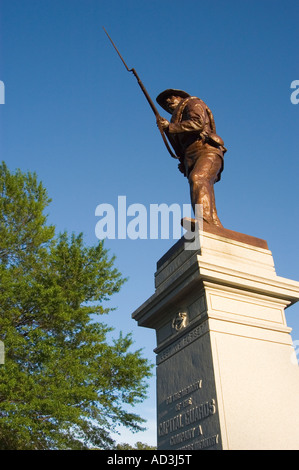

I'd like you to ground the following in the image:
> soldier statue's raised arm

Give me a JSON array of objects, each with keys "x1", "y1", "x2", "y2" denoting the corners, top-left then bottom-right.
[{"x1": 156, "y1": 89, "x2": 226, "y2": 228}]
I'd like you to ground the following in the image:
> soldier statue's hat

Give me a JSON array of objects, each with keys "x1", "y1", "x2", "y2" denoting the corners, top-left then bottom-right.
[{"x1": 156, "y1": 89, "x2": 190, "y2": 112}]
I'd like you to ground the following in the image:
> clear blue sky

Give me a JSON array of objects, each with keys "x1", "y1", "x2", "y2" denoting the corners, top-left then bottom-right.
[{"x1": 0, "y1": 0, "x2": 299, "y2": 446}]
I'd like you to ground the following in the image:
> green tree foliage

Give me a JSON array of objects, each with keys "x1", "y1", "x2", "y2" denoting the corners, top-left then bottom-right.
[
  {"x1": 115, "y1": 441, "x2": 157, "y2": 450},
  {"x1": 0, "y1": 162, "x2": 152, "y2": 449}
]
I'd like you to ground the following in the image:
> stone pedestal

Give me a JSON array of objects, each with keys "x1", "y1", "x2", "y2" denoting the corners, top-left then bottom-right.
[{"x1": 132, "y1": 227, "x2": 299, "y2": 450}]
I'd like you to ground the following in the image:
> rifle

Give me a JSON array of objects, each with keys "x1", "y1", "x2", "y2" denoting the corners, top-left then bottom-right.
[{"x1": 103, "y1": 27, "x2": 179, "y2": 160}]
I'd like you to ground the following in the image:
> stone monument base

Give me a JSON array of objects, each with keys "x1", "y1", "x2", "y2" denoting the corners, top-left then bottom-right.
[{"x1": 132, "y1": 227, "x2": 299, "y2": 450}]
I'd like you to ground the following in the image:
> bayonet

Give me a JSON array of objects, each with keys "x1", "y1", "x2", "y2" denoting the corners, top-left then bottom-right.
[{"x1": 103, "y1": 27, "x2": 179, "y2": 159}]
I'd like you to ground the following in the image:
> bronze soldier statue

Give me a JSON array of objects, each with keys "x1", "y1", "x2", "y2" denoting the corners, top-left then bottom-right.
[
  {"x1": 104, "y1": 29, "x2": 270, "y2": 248},
  {"x1": 156, "y1": 89, "x2": 226, "y2": 227},
  {"x1": 102, "y1": 30, "x2": 226, "y2": 227}
]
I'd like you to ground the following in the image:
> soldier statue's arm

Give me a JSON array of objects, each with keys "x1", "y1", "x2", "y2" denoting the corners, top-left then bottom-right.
[{"x1": 168, "y1": 100, "x2": 206, "y2": 134}]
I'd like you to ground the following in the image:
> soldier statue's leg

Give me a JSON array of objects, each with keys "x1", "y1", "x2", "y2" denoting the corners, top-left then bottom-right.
[
  {"x1": 210, "y1": 184, "x2": 223, "y2": 227},
  {"x1": 187, "y1": 153, "x2": 223, "y2": 227}
]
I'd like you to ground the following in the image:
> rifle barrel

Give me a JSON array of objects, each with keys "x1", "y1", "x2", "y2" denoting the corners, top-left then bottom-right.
[
  {"x1": 103, "y1": 27, "x2": 159, "y2": 116},
  {"x1": 103, "y1": 27, "x2": 179, "y2": 159},
  {"x1": 130, "y1": 68, "x2": 159, "y2": 117}
]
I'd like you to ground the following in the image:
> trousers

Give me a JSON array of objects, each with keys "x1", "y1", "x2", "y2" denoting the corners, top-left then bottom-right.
[{"x1": 184, "y1": 142, "x2": 223, "y2": 226}]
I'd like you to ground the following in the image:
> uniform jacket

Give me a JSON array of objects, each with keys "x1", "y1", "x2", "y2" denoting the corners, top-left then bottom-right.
[
  {"x1": 167, "y1": 96, "x2": 223, "y2": 158},
  {"x1": 164, "y1": 96, "x2": 225, "y2": 179}
]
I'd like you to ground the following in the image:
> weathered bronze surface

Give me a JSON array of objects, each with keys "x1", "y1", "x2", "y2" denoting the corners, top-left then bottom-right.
[
  {"x1": 156, "y1": 89, "x2": 226, "y2": 227},
  {"x1": 104, "y1": 30, "x2": 228, "y2": 230}
]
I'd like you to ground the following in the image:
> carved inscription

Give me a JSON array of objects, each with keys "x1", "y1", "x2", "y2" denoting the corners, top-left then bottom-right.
[
  {"x1": 158, "y1": 378, "x2": 220, "y2": 449},
  {"x1": 179, "y1": 433, "x2": 219, "y2": 450},
  {"x1": 175, "y1": 397, "x2": 192, "y2": 411},
  {"x1": 158, "y1": 399, "x2": 216, "y2": 437},
  {"x1": 166, "y1": 380, "x2": 202, "y2": 405},
  {"x1": 170, "y1": 425, "x2": 203, "y2": 446},
  {"x1": 196, "y1": 434, "x2": 219, "y2": 449},
  {"x1": 157, "y1": 322, "x2": 208, "y2": 364}
]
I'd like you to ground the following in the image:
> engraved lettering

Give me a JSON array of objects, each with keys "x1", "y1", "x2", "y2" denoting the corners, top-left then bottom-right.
[
  {"x1": 159, "y1": 398, "x2": 217, "y2": 436},
  {"x1": 170, "y1": 427, "x2": 196, "y2": 445},
  {"x1": 175, "y1": 397, "x2": 193, "y2": 411},
  {"x1": 157, "y1": 323, "x2": 208, "y2": 364},
  {"x1": 179, "y1": 443, "x2": 194, "y2": 450},
  {"x1": 166, "y1": 380, "x2": 202, "y2": 405},
  {"x1": 195, "y1": 433, "x2": 219, "y2": 449},
  {"x1": 158, "y1": 413, "x2": 184, "y2": 436}
]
